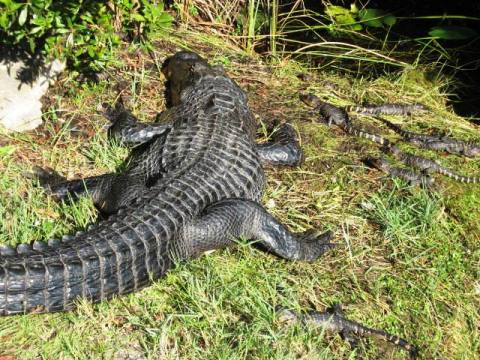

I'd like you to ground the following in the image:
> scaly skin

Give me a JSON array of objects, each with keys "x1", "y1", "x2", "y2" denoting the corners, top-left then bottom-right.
[
  {"x1": 299, "y1": 93, "x2": 390, "y2": 146},
  {"x1": 348, "y1": 103, "x2": 428, "y2": 116},
  {"x1": 390, "y1": 146, "x2": 480, "y2": 183},
  {"x1": 0, "y1": 52, "x2": 331, "y2": 315},
  {"x1": 415, "y1": 139, "x2": 480, "y2": 157}
]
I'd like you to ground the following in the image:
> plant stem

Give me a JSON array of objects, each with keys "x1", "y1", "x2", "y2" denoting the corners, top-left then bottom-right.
[
  {"x1": 247, "y1": 0, "x2": 256, "y2": 55},
  {"x1": 270, "y1": 0, "x2": 278, "y2": 56}
]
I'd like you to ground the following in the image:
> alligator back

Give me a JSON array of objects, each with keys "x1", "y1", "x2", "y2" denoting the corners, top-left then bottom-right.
[{"x1": 0, "y1": 59, "x2": 265, "y2": 315}]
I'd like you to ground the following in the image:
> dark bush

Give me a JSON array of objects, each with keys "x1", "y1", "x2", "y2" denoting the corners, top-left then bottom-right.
[{"x1": 0, "y1": 0, "x2": 173, "y2": 72}]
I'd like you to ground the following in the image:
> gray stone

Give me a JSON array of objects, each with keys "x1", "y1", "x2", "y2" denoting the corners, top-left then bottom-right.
[{"x1": 0, "y1": 58, "x2": 65, "y2": 132}]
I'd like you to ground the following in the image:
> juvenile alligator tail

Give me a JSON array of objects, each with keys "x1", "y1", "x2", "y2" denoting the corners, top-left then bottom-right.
[
  {"x1": 343, "y1": 123, "x2": 391, "y2": 146},
  {"x1": 378, "y1": 117, "x2": 442, "y2": 142},
  {"x1": 430, "y1": 166, "x2": 480, "y2": 183},
  {"x1": 348, "y1": 103, "x2": 427, "y2": 116}
]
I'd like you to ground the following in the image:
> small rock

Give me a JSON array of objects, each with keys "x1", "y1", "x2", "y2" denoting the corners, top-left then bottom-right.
[{"x1": 0, "y1": 58, "x2": 65, "y2": 132}]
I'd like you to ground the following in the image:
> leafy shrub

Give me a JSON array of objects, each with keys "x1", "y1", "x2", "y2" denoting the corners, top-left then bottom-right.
[{"x1": 0, "y1": 0, "x2": 173, "y2": 72}]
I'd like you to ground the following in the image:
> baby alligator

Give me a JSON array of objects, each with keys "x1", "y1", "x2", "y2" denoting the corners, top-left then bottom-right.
[
  {"x1": 379, "y1": 117, "x2": 480, "y2": 157},
  {"x1": 278, "y1": 304, "x2": 418, "y2": 358},
  {"x1": 301, "y1": 93, "x2": 480, "y2": 184}
]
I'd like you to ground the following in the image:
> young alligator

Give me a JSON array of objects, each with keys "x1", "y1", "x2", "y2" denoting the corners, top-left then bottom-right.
[
  {"x1": 379, "y1": 117, "x2": 480, "y2": 157},
  {"x1": 300, "y1": 93, "x2": 480, "y2": 184},
  {"x1": 389, "y1": 145, "x2": 480, "y2": 183},
  {"x1": 299, "y1": 93, "x2": 389, "y2": 146},
  {"x1": 278, "y1": 304, "x2": 418, "y2": 358},
  {"x1": 362, "y1": 157, "x2": 434, "y2": 186},
  {"x1": 348, "y1": 103, "x2": 428, "y2": 116}
]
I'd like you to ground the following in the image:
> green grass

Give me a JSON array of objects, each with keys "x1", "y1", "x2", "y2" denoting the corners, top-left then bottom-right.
[{"x1": 0, "y1": 28, "x2": 479, "y2": 359}]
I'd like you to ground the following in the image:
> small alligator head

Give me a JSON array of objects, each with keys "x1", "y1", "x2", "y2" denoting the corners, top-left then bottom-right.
[
  {"x1": 162, "y1": 51, "x2": 225, "y2": 107},
  {"x1": 300, "y1": 93, "x2": 349, "y2": 127}
]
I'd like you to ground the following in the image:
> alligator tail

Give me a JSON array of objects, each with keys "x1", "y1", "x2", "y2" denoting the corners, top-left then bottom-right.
[
  {"x1": 344, "y1": 124, "x2": 390, "y2": 146},
  {"x1": 436, "y1": 168, "x2": 480, "y2": 183},
  {"x1": 0, "y1": 207, "x2": 175, "y2": 315},
  {"x1": 348, "y1": 103, "x2": 427, "y2": 116}
]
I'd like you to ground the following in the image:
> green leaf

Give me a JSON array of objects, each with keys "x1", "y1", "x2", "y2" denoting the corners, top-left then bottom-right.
[
  {"x1": 428, "y1": 26, "x2": 478, "y2": 40},
  {"x1": 358, "y1": 8, "x2": 385, "y2": 28},
  {"x1": 325, "y1": 5, "x2": 350, "y2": 17},
  {"x1": 28, "y1": 37, "x2": 36, "y2": 52},
  {"x1": 131, "y1": 13, "x2": 145, "y2": 22},
  {"x1": 29, "y1": 26, "x2": 43, "y2": 35},
  {"x1": 0, "y1": 145, "x2": 16, "y2": 158},
  {"x1": 324, "y1": 4, "x2": 359, "y2": 28},
  {"x1": 0, "y1": 12, "x2": 9, "y2": 29},
  {"x1": 18, "y1": 5, "x2": 28, "y2": 26},
  {"x1": 383, "y1": 14, "x2": 397, "y2": 27},
  {"x1": 87, "y1": 46, "x2": 96, "y2": 58}
]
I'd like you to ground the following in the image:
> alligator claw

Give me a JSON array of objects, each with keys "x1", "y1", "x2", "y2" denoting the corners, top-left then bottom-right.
[
  {"x1": 296, "y1": 229, "x2": 337, "y2": 261},
  {"x1": 298, "y1": 229, "x2": 334, "y2": 243}
]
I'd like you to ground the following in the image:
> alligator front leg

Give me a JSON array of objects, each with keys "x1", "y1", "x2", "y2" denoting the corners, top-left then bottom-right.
[
  {"x1": 256, "y1": 123, "x2": 304, "y2": 167},
  {"x1": 103, "y1": 103, "x2": 171, "y2": 146},
  {"x1": 176, "y1": 199, "x2": 335, "y2": 262}
]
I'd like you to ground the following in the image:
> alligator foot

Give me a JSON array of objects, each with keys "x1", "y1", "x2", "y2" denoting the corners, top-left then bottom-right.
[
  {"x1": 103, "y1": 102, "x2": 171, "y2": 147},
  {"x1": 277, "y1": 304, "x2": 418, "y2": 359},
  {"x1": 256, "y1": 122, "x2": 304, "y2": 167},
  {"x1": 177, "y1": 199, "x2": 336, "y2": 262},
  {"x1": 28, "y1": 167, "x2": 117, "y2": 204},
  {"x1": 28, "y1": 166, "x2": 67, "y2": 187},
  {"x1": 27, "y1": 166, "x2": 75, "y2": 201}
]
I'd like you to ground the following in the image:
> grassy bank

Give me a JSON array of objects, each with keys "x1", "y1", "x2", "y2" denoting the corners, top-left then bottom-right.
[{"x1": 0, "y1": 26, "x2": 479, "y2": 359}]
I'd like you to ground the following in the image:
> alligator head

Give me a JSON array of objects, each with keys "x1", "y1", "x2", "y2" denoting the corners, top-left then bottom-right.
[{"x1": 162, "y1": 51, "x2": 225, "y2": 107}]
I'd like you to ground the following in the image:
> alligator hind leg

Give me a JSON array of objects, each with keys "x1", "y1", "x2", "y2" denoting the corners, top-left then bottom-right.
[
  {"x1": 33, "y1": 167, "x2": 147, "y2": 214},
  {"x1": 31, "y1": 166, "x2": 109, "y2": 201},
  {"x1": 256, "y1": 123, "x2": 304, "y2": 166},
  {"x1": 103, "y1": 103, "x2": 171, "y2": 146},
  {"x1": 176, "y1": 199, "x2": 335, "y2": 262}
]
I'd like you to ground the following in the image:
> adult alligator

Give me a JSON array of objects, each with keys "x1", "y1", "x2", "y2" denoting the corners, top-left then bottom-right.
[
  {"x1": 1, "y1": 51, "x2": 318, "y2": 314},
  {"x1": 0, "y1": 52, "x2": 416, "y2": 356}
]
